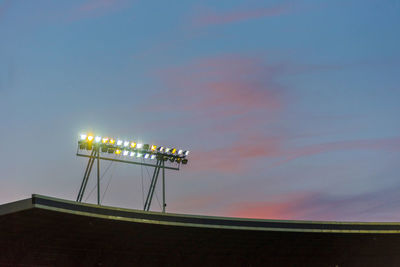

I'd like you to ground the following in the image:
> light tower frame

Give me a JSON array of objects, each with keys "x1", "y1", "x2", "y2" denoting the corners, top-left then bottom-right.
[{"x1": 75, "y1": 134, "x2": 188, "y2": 213}]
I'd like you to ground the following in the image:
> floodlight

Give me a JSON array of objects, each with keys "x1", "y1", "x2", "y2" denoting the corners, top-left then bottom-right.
[
  {"x1": 150, "y1": 154, "x2": 156, "y2": 160},
  {"x1": 102, "y1": 137, "x2": 109, "y2": 143},
  {"x1": 176, "y1": 158, "x2": 182, "y2": 163},
  {"x1": 123, "y1": 141, "x2": 129, "y2": 147},
  {"x1": 95, "y1": 136, "x2": 101, "y2": 143},
  {"x1": 123, "y1": 150, "x2": 129, "y2": 156},
  {"x1": 158, "y1": 146, "x2": 164, "y2": 152},
  {"x1": 165, "y1": 148, "x2": 171, "y2": 153},
  {"x1": 137, "y1": 143, "x2": 143, "y2": 149},
  {"x1": 130, "y1": 142, "x2": 136, "y2": 148},
  {"x1": 182, "y1": 159, "x2": 188, "y2": 164},
  {"x1": 80, "y1": 134, "x2": 87, "y2": 140},
  {"x1": 130, "y1": 151, "x2": 135, "y2": 157},
  {"x1": 171, "y1": 148, "x2": 177, "y2": 154},
  {"x1": 136, "y1": 153, "x2": 143, "y2": 158},
  {"x1": 184, "y1": 151, "x2": 190, "y2": 156},
  {"x1": 144, "y1": 153, "x2": 150, "y2": 159},
  {"x1": 169, "y1": 157, "x2": 175, "y2": 162},
  {"x1": 143, "y1": 144, "x2": 150, "y2": 150},
  {"x1": 109, "y1": 139, "x2": 116, "y2": 145},
  {"x1": 115, "y1": 149, "x2": 121, "y2": 155},
  {"x1": 117, "y1": 140, "x2": 123, "y2": 146},
  {"x1": 151, "y1": 145, "x2": 157, "y2": 151},
  {"x1": 178, "y1": 149, "x2": 183, "y2": 155},
  {"x1": 87, "y1": 135, "x2": 94, "y2": 142}
]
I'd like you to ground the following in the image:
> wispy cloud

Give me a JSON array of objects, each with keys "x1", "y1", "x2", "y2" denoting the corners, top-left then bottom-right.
[
  {"x1": 193, "y1": 3, "x2": 294, "y2": 27},
  {"x1": 0, "y1": 0, "x2": 11, "y2": 20},
  {"x1": 228, "y1": 185, "x2": 400, "y2": 221},
  {"x1": 70, "y1": 0, "x2": 130, "y2": 21},
  {"x1": 276, "y1": 137, "x2": 400, "y2": 167},
  {"x1": 155, "y1": 54, "x2": 288, "y2": 172}
]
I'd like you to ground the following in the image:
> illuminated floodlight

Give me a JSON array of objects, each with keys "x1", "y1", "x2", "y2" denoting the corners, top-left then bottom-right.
[
  {"x1": 178, "y1": 149, "x2": 183, "y2": 155},
  {"x1": 184, "y1": 151, "x2": 190, "y2": 156},
  {"x1": 165, "y1": 148, "x2": 171, "y2": 153},
  {"x1": 144, "y1": 153, "x2": 150, "y2": 159},
  {"x1": 123, "y1": 150, "x2": 129, "y2": 156},
  {"x1": 137, "y1": 143, "x2": 143, "y2": 149},
  {"x1": 151, "y1": 145, "x2": 157, "y2": 151},
  {"x1": 130, "y1": 151, "x2": 135, "y2": 157},
  {"x1": 95, "y1": 136, "x2": 101, "y2": 143},
  {"x1": 80, "y1": 134, "x2": 87, "y2": 140},
  {"x1": 109, "y1": 139, "x2": 115, "y2": 145},
  {"x1": 117, "y1": 140, "x2": 123, "y2": 146},
  {"x1": 171, "y1": 148, "x2": 177, "y2": 154},
  {"x1": 150, "y1": 154, "x2": 156, "y2": 160},
  {"x1": 158, "y1": 146, "x2": 164, "y2": 152},
  {"x1": 87, "y1": 135, "x2": 94, "y2": 142},
  {"x1": 102, "y1": 137, "x2": 109, "y2": 143},
  {"x1": 136, "y1": 153, "x2": 143, "y2": 158},
  {"x1": 123, "y1": 141, "x2": 129, "y2": 147},
  {"x1": 115, "y1": 149, "x2": 121, "y2": 155},
  {"x1": 130, "y1": 142, "x2": 136, "y2": 148}
]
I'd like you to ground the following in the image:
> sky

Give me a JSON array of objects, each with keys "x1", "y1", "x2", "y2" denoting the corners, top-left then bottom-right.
[{"x1": 0, "y1": 0, "x2": 399, "y2": 222}]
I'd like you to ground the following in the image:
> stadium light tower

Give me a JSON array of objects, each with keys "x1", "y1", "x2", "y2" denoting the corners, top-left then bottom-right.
[{"x1": 76, "y1": 133, "x2": 189, "y2": 212}]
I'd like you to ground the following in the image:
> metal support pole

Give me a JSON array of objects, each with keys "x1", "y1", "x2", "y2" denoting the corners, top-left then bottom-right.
[
  {"x1": 147, "y1": 165, "x2": 161, "y2": 211},
  {"x1": 162, "y1": 160, "x2": 166, "y2": 213},
  {"x1": 77, "y1": 149, "x2": 96, "y2": 202},
  {"x1": 97, "y1": 147, "x2": 100, "y2": 205},
  {"x1": 144, "y1": 159, "x2": 162, "y2": 211}
]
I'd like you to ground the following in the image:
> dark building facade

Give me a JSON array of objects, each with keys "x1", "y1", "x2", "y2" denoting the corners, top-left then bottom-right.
[{"x1": 1, "y1": 195, "x2": 400, "y2": 266}]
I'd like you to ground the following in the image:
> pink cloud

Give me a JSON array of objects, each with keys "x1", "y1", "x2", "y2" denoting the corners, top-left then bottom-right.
[
  {"x1": 154, "y1": 54, "x2": 287, "y2": 172},
  {"x1": 193, "y1": 3, "x2": 293, "y2": 26},
  {"x1": 0, "y1": 0, "x2": 11, "y2": 19},
  {"x1": 277, "y1": 137, "x2": 400, "y2": 166},
  {"x1": 70, "y1": 0, "x2": 129, "y2": 20},
  {"x1": 228, "y1": 186, "x2": 400, "y2": 221}
]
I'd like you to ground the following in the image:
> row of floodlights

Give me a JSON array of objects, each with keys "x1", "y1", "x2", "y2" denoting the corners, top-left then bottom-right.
[{"x1": 78, "y1": 134, "x2": 189, "y2": 164}]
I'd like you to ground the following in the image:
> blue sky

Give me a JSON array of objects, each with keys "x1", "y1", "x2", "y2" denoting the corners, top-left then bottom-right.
[{"x1": 0, "y1": 0, "x2": 399, "y2": 221}]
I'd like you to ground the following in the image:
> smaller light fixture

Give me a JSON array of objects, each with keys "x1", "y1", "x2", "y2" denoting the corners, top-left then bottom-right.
[
  {"x1": 130, "y1": 151, "x2": 136, "y2": 157},
  {"x1": 123, "y1": 141, "x2": 129, "y2": 147},
  {"x1": 117, "y1": 140, "x2": 123, "y2": 146},
  {"x1": 80, "y1": 134, "x2": 87, "y2": 140},
  {"x1": 115, "y1": 149, "x2": 121, "y2": 155},
  {"x1": 95, "y1": 136, "x2": 101, "y2": 143},
  {"x1": 137, "y1": 143, "x2": 143, "y2": 149},
  {"x1": 123, "y1": 150, "x2": 129, "y2": 156},
  {"x1": 144, "y1": 153, "x2": 150, "y2": 159}
]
